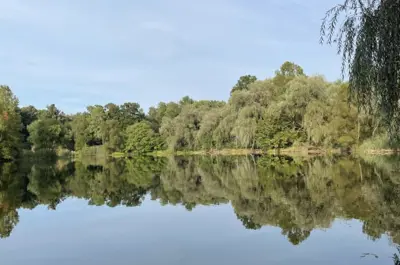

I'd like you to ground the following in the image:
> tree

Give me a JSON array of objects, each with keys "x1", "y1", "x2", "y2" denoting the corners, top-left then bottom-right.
[
  {"x1": 159, "y1": 100, "x2": 224, "y2": 151},
  {"x1": 86, "y1": 105, "x2": 106, "y2": 146},
  {"x1": 231, "y1": 106, "x2": 261, "y2": 148},
  {"x1": 321, "y1": 0, "x2": 400, "y2": 140},
  {"x1": 119, "y1": 102, "x2": 145, "y2": 126},
  {"x1": 236, "y1": 214, "x2": 262, "y2": 230},
  {"x1": 28, "y1": 118, "x2": 65, "y2": 150},
  {"x1": 273, "y1": 61, "x2": 305, "y2": 87},
  {"x1": 255, "y1": 75, "x2": 324, "y2": 149},
  {"x1": 230, "y1": 75, "x2": 257, "y2": 94},
  {"x1": 148, "y1": 102, "x2": 181, "y2": 132},
  {"x1": 19, "y1": 105, "x2": 38, "y2": 148},
  {"x1": 196, "y1": 110, "x2": 223, "y2": 149},
  {"x1": 102, "y1": 119, "x2": 125, "y2": 153},
  {"x1": 0, "y1": 86, "x2": 21, "y2": 160},
  {"x1": 104, "y1": 103, "x2": 120, "y2": 120},
  {"x1": 71, "y1": 113, "x2": 90, "y2": 150},
  {"x1": 125, "y1": 122, "x2": 163, "y2": 154},
  {"x1": 72, "y1": 102, "x2": 145, "y2": 153},
  {"x1": 213, "y1": 108, "x2": 237, "y2": 149},
  {"x1": 179, "y1": 96, "x2": 195, "y2": 106},
  {"x1": 160, "y1": 105, "x2": 201, "y2": 151},
  {"x1": 304, "y1": 83, "x2": 360, "y2": 148},
  {"x1": 42, "y1": 104, "x2": 62, "y2": 119}
]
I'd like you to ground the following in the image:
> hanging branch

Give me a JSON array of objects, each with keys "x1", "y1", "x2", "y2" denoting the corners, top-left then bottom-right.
[{"x1": 321, "y1": 0, "x2": 400, "y2": 142}]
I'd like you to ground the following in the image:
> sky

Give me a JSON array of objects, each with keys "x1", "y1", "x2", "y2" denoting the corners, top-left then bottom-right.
[{"x1": 0, "y1": 0, "x2": 342, "y2": 113}]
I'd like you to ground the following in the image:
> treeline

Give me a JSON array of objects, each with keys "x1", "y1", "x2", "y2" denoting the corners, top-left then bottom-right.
[
  {"x1": 0, "y1": 62, "x2": 388, "y2": 160},
  {"x1": 1, "y1": 155, "x2": 400, "y2": 245}
]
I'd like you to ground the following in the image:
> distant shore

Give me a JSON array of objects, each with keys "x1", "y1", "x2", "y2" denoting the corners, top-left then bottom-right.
[
  {"x1": 22, "y1": 146, "x2": 400, "y2": 161},
  {"x1": 110, "y1": 146, "x2": 345, "y2": 158}
]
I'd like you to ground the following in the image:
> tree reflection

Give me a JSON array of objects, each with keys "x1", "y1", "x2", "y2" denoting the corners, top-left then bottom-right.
[
  {"x1": 393, "y1": 246, "x2": 400, "y2": 265},
  {"x1": 1, "y1": 154, "x2": 400, "y2": 246}
]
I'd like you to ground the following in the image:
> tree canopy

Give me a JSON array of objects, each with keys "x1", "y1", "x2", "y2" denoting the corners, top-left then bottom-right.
[{"x1": 125, "y1": 122, "x2": 163, "y2": 154}]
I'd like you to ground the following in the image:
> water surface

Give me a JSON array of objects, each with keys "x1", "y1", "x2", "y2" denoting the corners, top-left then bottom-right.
[{"x1": 0, "y1": 155, "x2": 399, "y2": 264}]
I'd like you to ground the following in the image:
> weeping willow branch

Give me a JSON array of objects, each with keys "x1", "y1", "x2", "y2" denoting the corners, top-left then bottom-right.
[{"x1": 321, "y1": 0, "x2": 400, "y2": 142}]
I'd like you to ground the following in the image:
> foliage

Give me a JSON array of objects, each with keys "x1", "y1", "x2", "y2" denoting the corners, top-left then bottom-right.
[
  {"x1": 148, "y1": 101, "x2": 181, "y2": 132},
  {"x1": 125, "y1": 122, "x2": 163, "y2": 154},
  {"x1": 70, "y1": 103, "x2": 145, "y2": 152},
  {"x1": 230, "y1": 75, "x2": 257, "y2": 94},
  {"x1": 273, "y1": 61, "x2": 305, "y2": 87},
  {"x1": 159, "y1": 100, "x2": 225, "y2": 151},
  {"x1": 0, "y1": 86, "x2": 22, "y2": 160},
  {"x1": 321, "y1": 0, "x2": 400, "y2": 141},
  {"x1": 28, "y1": 118, "x2": 65, "y2": 150},
  {"x1": 303, "y1": 82, "x2": 359, "y2": 148},
  {"x1": 19, "y1": 105, "x2": 38, "y2": 149}
]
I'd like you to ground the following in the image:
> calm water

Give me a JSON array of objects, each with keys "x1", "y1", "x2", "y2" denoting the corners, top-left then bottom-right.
[{"x1": 0, "y1": 155, "x2": 399, "y2": 265}]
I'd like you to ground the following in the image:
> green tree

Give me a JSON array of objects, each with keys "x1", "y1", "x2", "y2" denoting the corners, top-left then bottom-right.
[
  {"x1": 148, "y1": 102, "x2": 181, "y2": 132},
  {"x1": 125, "y1": 122, "x2": 163, "y2": 154},
  {"x1": 28, "y1": 118, "x2": 65, "y2": 150},
  {"x1": 0, "y1": 86, "x2": 21, "y2": 160},
  {"x1": 304, "y1": 82, "x2": 360, "y2": 148},
  {"x1": 179, "y1": 96, "x2": 195, "y2": 106},
  {"x1": 231, "y1": 106, "x2": 260, "y2": 148},
  {"x1": 273, "y1": 61, "x2": 305, "y2": 87},
  {"x1": 230, "y1": 75, "x2": 257, "y2": 94},
  {"x1": 40, "y1": 104, "x2": 68, "y2": 124},
  {"x1": 71, "y1": 113, "x2": 90, "y2": 150},
  {"x1": 213, "y1": 108, "x2": 237, "y2": 149},
  {"x1": 160, "y1": 105, "x2": 201, "y2": 151},
  {"x1": 196, "y1": 110, "x2": 223, "y2": 149},
  {"x1": 71, "y1": 102, "x2": 145, "y2": 153},
  {"x1": 160, "y1": 100, "x2": 224, "y2": 151},
  {"x1": 19, "y1": 105, "x2": 38, "y2": 148},
  {"x1": 86, "y1": 105, "x2": 106, "y2": 145},
  {"x1": 119, "y1": 102, "x2": 145, "y2": 126}
]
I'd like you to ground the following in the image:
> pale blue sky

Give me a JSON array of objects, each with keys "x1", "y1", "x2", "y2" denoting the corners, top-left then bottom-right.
[{"x1": 0, "y1": 0, "x2": 341, "y2": 113}]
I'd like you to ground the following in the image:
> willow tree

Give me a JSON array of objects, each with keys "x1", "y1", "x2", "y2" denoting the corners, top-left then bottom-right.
[{"x1": 321, "y1": 0, "x2": 400, "y2": 140}]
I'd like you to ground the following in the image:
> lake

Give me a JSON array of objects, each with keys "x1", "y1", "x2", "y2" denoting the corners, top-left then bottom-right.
[{"x1": 0, "y1": 155, "x2": 399, "y2": 264}]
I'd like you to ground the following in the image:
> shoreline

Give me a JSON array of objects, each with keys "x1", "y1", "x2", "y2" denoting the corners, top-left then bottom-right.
[
  {"x1": 113, "y1": 146, "x2": 342, "y2": 158},
  {"x1": 21, "y1": 147, "x2": 400, "y2": 160}
]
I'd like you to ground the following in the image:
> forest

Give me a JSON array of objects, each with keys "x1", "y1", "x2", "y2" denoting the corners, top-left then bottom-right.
[{"x1": 0, "y1": 61, "x2": 391, "y2": 161}]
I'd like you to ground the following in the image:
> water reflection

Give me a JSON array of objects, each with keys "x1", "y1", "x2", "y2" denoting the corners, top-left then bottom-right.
[
  {"x1": 394, "y1": 247, "x2": 400, "y2": 265},
  {"x1": 1, "y1": 155, "x2": 400, "y2": 247}
]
